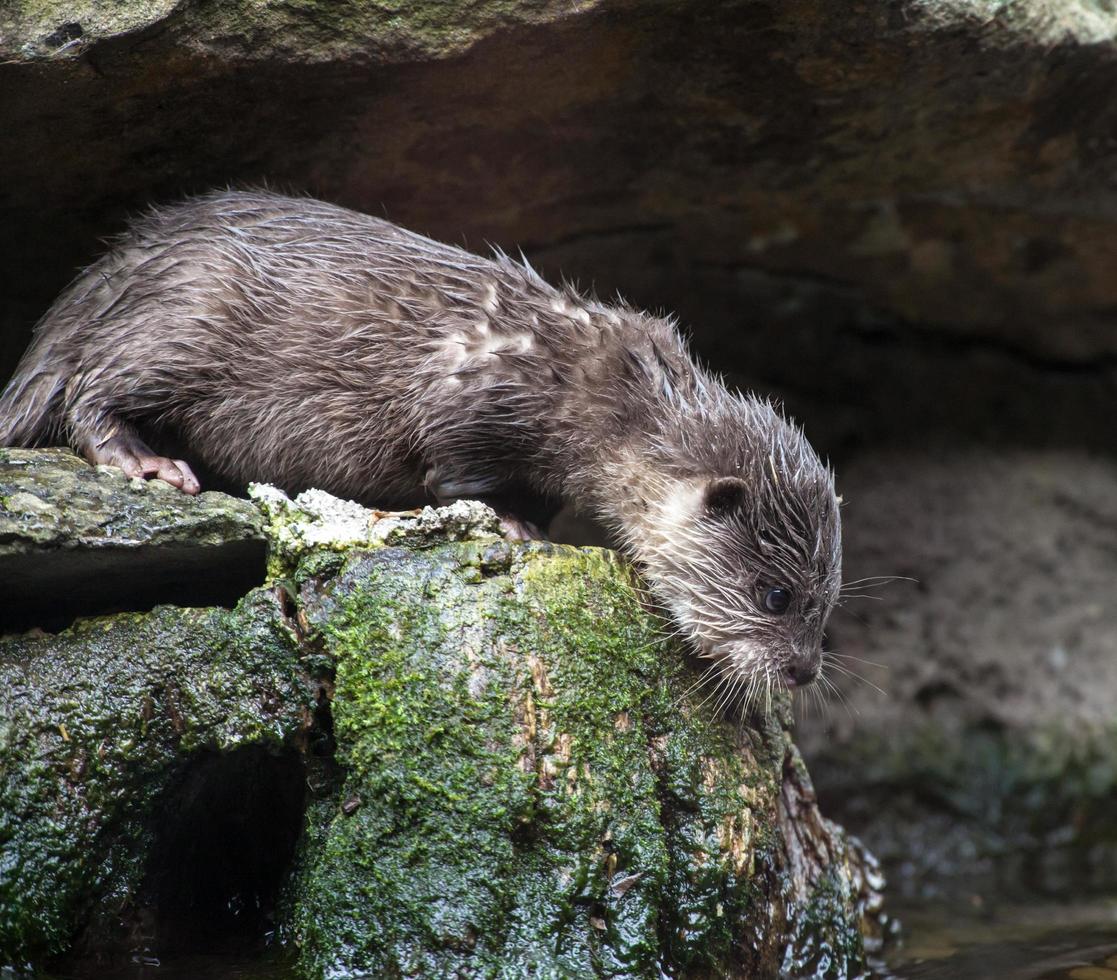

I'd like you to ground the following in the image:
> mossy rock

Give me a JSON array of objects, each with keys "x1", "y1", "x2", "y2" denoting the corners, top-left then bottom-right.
[
  {"x1": 0, "y1": 458, "x2": 881, "y2": 977},
  {"x1": 0, "y1": 590, "x2": 313, "y2": 960},
  {"x1": 282, "y1": 533, "x2": 878, "y2": 978},
  {"x1": 0, "y1": 447, "x2": 266, "y2": 633}
]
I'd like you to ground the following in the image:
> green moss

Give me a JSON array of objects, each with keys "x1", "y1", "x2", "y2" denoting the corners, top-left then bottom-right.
[
  {"x1": 0, "y1": 474, "x2": 870, "y2": 973},
  {"x1": 0, "y1": 590, "x2": 311, "y2": 960},
  {"x1": 283, "y1": 540, "x2": 845, "y2": 978}
]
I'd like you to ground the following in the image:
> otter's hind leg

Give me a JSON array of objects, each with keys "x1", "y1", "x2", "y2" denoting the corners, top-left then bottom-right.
[
  {"x1": 60, "y1": 364, "x2": 202, "y2": 494},
  {"x1": 76, "y1": 419, "x2": 201, "y2": 495}
]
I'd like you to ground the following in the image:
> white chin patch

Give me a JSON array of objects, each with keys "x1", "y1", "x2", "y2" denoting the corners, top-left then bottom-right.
[{"x1": 705, "y1": 639, "x2": 766, "y2": 674}]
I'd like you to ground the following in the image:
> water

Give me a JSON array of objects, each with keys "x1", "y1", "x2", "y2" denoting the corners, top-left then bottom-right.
[{"x1": 884, "y1": 895, "x2": 1117, "y2": 980}]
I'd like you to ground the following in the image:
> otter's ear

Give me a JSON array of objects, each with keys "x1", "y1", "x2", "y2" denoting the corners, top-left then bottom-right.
[{"x1": 702, "y1": 476, "x2": 748, "y2": 516}]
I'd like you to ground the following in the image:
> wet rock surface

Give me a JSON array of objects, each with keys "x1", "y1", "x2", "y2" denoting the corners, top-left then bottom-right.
[
  {"x1": 271, "y1": 486, "x2": 884, "y2": 977},
  {"x1": 0, "y1": 447, "x2": 266, "y2": 632},
  {"x1": 0, "y1": 453, "x2": 880, "y2": 977},
  {"x1": 284, "y1": 537, "x2": 879, "y2": 977},
  {"x1": 0, "y1": 589, "x2": 313, "y2": 959}
]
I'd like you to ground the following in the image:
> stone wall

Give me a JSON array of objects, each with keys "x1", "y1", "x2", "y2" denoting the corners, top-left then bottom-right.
[{"x1": 4, "y1": 1, "x2": 1117, "y2": 456}]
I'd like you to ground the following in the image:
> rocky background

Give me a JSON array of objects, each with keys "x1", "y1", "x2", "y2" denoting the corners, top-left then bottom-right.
[
  {"x1": 5, "y1": 0, "x2": 1117, "y2": 463},
  {"x1": 4, "y1": 0, "x2": 1117, "y2": 968}
]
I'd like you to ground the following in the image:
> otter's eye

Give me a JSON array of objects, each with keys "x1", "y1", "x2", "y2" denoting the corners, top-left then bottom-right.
[{"x1": 763, "y1": 587, "x2": 792, "y2": 614}]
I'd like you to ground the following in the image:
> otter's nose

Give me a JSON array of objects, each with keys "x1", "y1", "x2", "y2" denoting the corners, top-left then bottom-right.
[{"x1": 782, "y1": 660, "x2": 819, "y2": 688}]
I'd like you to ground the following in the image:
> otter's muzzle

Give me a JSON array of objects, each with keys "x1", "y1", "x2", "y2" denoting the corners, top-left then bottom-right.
[{"x1": 781, "y1": 653, "x2": 820, "y2": 688}]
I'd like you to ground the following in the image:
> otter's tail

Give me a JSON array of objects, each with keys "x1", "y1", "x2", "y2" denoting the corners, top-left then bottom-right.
[{"x1": 0, "y1": 340, "x2": 66, "y2": 447}]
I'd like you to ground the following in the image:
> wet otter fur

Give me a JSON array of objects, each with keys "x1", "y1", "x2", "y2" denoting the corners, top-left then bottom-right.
[{"x1": 0, "y1": 190, "x2": 841, "y2": 699}]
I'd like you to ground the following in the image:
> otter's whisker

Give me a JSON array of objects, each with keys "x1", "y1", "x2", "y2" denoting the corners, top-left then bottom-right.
[
  {"x1": 829, "y1": 651, "x2": 889, "y2": 670},
  {"x1": 676, "y1": 664, "x2": 726, "y2": 707},
  {"x1": 823, "y1": 657, "x2": 887, "y2": 698},
  {"x1": 833, "y1": 605, "x2": 873, "y2": 627},
  {"x1": 841, "y1": 575, "x2": 917, "y2": 589},
  {"x1": 812, "y1": 681, "x2": 828, "y2": 719},
  {"x1": 816, "y1": 671, "x2": 857, "y2": 718}
]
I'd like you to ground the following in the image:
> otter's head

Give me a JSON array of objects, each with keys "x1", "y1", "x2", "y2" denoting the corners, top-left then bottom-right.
[{"x1": 637, "y1": 415, "x2": 841, "y2": 703}]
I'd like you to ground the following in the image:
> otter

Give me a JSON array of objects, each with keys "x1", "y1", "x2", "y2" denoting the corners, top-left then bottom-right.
[{"x1": 0, "y1": 190, "x2": 841, "y2": 700}]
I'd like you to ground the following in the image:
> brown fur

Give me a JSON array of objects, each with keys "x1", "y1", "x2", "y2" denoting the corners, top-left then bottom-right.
[{"x1": 0, "y1": 190, "x2": 842, "y2": 701}]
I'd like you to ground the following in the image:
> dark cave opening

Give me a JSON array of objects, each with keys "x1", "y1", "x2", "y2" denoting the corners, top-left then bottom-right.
[
  {"x1": 49, "y1": 745, "x2": 309, "y2": 979},
  {"x1": 143, "y1": 745, "x2": 307, "y2": 957}
]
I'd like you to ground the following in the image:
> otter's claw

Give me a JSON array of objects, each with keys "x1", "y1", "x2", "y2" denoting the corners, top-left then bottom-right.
[{"x1": 90, "y1": 434, "x2": 202, "y2": 495}]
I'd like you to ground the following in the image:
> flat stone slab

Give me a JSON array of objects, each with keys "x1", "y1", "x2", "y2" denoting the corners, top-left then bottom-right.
[{"x1": 0, "y1": 447, "x2": 266, "y2": 633}]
